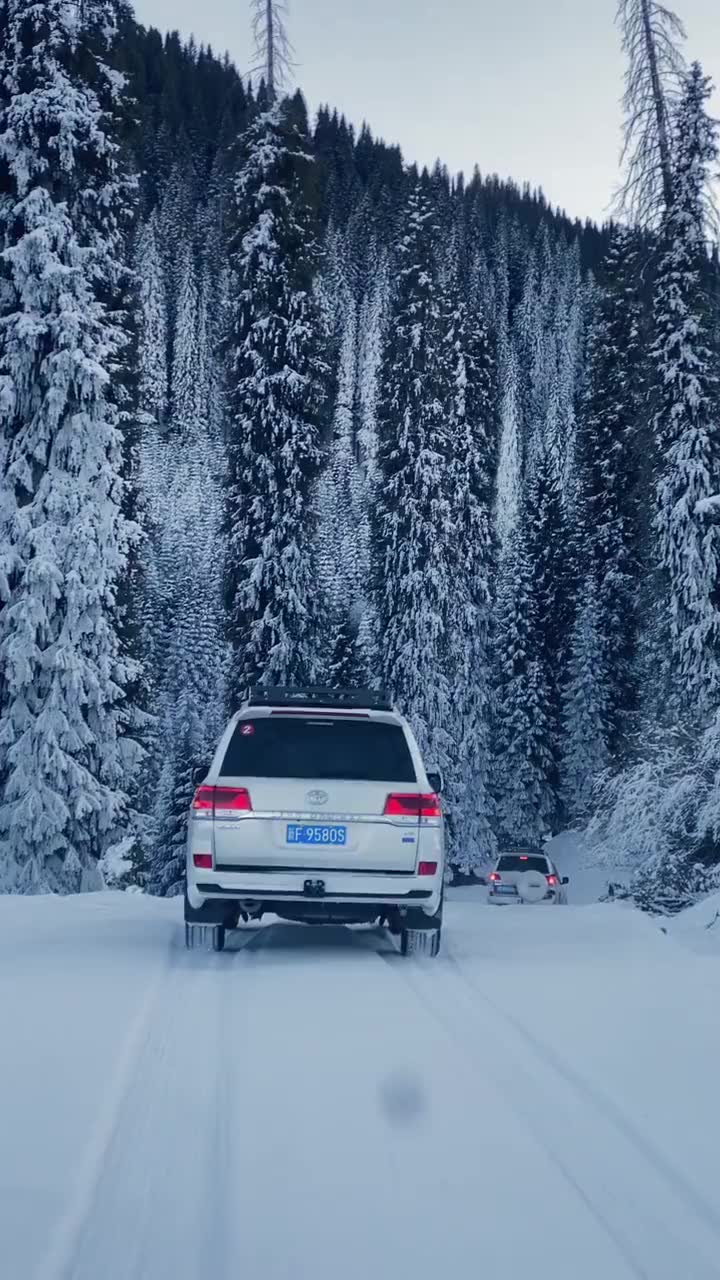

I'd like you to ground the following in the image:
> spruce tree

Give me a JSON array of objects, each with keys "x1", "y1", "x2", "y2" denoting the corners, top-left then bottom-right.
[
  {"x1": 492, "y1": 524, "x2": 556, "y2": 848},
  {"x1": 495, "y1": 340, "x2": 523, "y2": 550},
  {"x1": 524, "y1": 442, "x2": 569, "y2": 825},
  {"x1": 373, "y1": 185, "x2": 453, "y2": 771},
  {"x1": 438, "y1": 262, "x2": 496, "y2": 871},
  {"x1": 576, "y1": 228, "x2": 645, "y2": 757},
  {"x1": 652, "y1": 63, "x2": 720, "y2": 712},
  {"x1": 224, "y1": 99, "x2": 330, "y2": 700},
  {"x1": 0, "y1": 0, "x2": 136, "y2": 892},
  {"x1": 561, "y1": 572, "x2": 611, "y2": 822},
  {"x1": 328, "y1": 616, "x2": 365, "y2": 689},
  {"x1": 134, "y1": 210, "x2": 169, "y2": 433},
  {"x1": 149, "y1": 232, "x2": 227, "y2": 892}
]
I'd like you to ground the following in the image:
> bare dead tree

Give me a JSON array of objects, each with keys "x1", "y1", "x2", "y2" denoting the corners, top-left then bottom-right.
[
  {"x1": 615, "y1": 0, "x2": 686, "y2": 226},
  {"x1": 250, "y1": 0, "x2": 293, "y2": 102}
]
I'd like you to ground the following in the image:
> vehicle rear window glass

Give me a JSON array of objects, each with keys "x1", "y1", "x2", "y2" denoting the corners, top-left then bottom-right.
[
  {"x1": 220, "y1": 717, "x2": 416, "y2": 783},
  {"x1": 497, "y1": 855, "x2": 549, "y2": 874}
]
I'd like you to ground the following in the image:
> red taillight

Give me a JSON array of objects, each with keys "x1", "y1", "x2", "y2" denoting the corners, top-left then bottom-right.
[
  {"x1": 418, "y1": 861, "x2": 438, "y2": 877},
  {"x1": 520, "y1": 855, "x2": 529, "y2": 861},
  {"x1": 547, "y1": 875, "x2": 558, "y2": 886},
  {"x1": 213, "y1": 786, "x2": 252, "y2": 812},
  {"x1": 489, "y1": 872, "x2": 501, "y2": 883},
  {"x1": 193, "y1": 853, "x2": 212, "y2": 869},
  {"x1": 191, "y1": 785, "x2": 252, "y2": 814},
  {"x1": 383, "y1": 793, "x2": 441, "y2": 818},
  {"x1": 192, "y1": 785, "x2": 216, "y2": 812}
]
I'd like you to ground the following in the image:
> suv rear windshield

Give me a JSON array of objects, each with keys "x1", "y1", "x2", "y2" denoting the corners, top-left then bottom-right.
[
  {"x1": 220, "y1": 717, "x2": 416, "y2": 783},
  {"x1": 497, "y1": 855, "x2": 549, "y2": 874}
]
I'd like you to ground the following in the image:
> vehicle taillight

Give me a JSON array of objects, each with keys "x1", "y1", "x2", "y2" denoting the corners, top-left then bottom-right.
[
  {"x1": 418, "y1": 862, "x2": 438, "y2": 877},
  {"x1": 192, "y1": 785, "x2": 216, "y2": 814},
  {"x1": 213, "y1": 786, "x2": 252, "y2": 812},
  {"x1": 547, "y1": 874, "x2": 558, "y2": 886},
  {"x1": 489, "y1": 871, "x2": 501, "y2": 882},
  {"x1": 384, "y1": 793, "x2": 441, "y2": 818},
  {"x1": 191, "y1": 785, "x2": 252, "y2": 815},
  {"x1": 193, "y1": 853, "x2": 213, "y2": 869}
]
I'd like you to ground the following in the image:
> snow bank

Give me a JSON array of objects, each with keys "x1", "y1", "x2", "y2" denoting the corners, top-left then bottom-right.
[{"x1": 667, "y1": 890, "x2": 720, "y2": 953}]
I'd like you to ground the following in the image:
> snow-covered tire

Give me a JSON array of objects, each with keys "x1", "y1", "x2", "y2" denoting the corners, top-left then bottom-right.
[
  {"x1": 401, "y1": 926, "x2": 441, "y2": 958},
  {"x1": 212, "y1": 925, "x2": 226, "y2": 952},
  {"x1": 518, "y1": 871, "x2": 548, "y2": 904},
  {"x1": 185, "y1": 923, "x2": 196, "y2": 950}
]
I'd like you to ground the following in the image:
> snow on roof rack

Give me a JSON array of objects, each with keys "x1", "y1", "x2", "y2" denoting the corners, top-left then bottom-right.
[{"x1": 244, "y1": 686, "x2": 394, "y2": 712}]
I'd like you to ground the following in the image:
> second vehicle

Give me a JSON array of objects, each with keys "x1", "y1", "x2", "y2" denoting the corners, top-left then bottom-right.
[{"x1": 487, "y1": 851, "x2": 569, "y2": 905}]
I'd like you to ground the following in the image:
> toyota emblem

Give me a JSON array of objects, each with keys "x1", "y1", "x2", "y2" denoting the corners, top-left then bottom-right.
[{"x1": 307, "y1": 789, "x2": 328, "y2": 806}]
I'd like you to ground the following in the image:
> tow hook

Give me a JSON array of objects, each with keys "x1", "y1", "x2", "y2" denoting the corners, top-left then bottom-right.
[{"x1": 303, "y1": 879, "x2": 326, "y2": 897}]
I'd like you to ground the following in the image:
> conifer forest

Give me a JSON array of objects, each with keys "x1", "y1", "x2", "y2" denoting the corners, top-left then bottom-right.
[{"x1": 1, "y1": 0, "x2": 719, "y2": 913}]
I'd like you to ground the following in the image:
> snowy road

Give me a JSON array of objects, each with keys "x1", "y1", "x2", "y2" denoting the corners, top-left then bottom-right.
[{"x1": 3, "y1": 888, "x2": 720, "y2": 1280}]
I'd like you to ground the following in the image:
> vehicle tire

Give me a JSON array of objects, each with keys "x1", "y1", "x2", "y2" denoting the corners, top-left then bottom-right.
[
  {"x1": 212, "y1": 925, "x2": 226, "y2": 952},
  {"x1": 400, "y1": 925, "x2": 441, "y2": 958},
  {"x1": 185, "y1": 922, "x2": 196, "y2": 950}
]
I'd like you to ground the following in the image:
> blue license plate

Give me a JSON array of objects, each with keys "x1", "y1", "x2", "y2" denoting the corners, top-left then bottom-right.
[
  {"x1": 286, "y1": 824, "x2": 347, "y2": 847},
  {"x1": 494, "y1": 885, "x2": 518, "y2": 895}
]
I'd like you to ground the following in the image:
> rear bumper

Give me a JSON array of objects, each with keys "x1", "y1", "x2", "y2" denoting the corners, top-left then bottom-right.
[
  {"x1": 488, "y1": 889, "x2": 561, "y2": 904},
  {"x1": 187, "y1": 867, "x2": 442, "y2": 917}
]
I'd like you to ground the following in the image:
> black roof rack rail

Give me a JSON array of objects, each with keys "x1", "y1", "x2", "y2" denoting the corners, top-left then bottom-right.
[{"x1": 244, "y1": 686, "x2": 394, "y2": 712}]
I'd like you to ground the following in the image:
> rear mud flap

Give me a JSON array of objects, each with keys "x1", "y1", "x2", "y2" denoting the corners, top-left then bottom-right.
[
  {"x1": 401, "y1": 906, "x2": 442, "y2": 931},
  {"x1": 184, "y1": 894, "x2": 237, "y2": 927}
]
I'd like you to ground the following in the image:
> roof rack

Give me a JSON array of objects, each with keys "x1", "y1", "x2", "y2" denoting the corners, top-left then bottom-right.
[{"x1": 245, "y1": 686, "x2": 394, "y2": 713}]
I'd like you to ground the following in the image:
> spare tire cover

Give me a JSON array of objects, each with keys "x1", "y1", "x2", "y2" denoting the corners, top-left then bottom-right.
[{"x1": 518, "y1": 870, "x2": 548, "y2": 904}]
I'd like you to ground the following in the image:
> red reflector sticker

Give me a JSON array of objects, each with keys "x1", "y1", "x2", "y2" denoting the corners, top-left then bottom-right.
[{"x1": 240, "y1": 723, "x2": 255, "y2": 735}]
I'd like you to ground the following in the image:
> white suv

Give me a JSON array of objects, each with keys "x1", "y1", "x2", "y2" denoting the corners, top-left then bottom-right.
[
  {"x1": 185, "y1": 687, "x2": 445, "y2": 956},
  {"x1": 487, "y1": 851, "x2": 569, "y2": 905}
]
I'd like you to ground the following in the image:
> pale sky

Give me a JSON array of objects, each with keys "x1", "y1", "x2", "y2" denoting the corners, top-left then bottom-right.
[{"x1": 132, "y1": 0, "x2": 720, "y2": 226}]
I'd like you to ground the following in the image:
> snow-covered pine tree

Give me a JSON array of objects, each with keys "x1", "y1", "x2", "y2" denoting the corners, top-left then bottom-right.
[
  {"x1": 148, "y1": 229, "x2": 228, "y2": 894},
  {"x1": 372, "y1": 184, "x2": 453, "y2": 772},
  {"x1": 313, "y1": 253, "x2": 367, "y2": 683},
  {"x1": 437, "y1": 258, "x2": 496, "y2": 871},
  {"x1": 492, "y1": 523, "x2": 556, "y2": 848},
  {"x1": 575, "y1": 228, "x2": 646, "y2": 759},
  {"x1": 560, "y1": 572, "x2": 611, "y2": 823},
  {"x1": 170, "y1": 238, "x2": 206, "y2": 440},
  {"x1": 652, "y1": 63, "x2": 720, "y2": 714},
  {"x1": 224, "y1": 98, "x2": 330, "y2": 701},
  {"x1": 151, "y1": 685, "x2": 204, "y2": 896},
  {"x1": 327, "y1": 616, "x2": 365, "y2": 689},
  {"x1": 495, "y1": 340, "x2": 523, "y2": 551},
  {"x1": 353, "y1": 241, "x2": 390, "y2": 681},
  {"x1": 134, "y1": 210, "x2": 169, "y2": 433},
  {"x1": 524, "y1": 440, "x2": 569, "y2": 826},
  {"x1": 132, "y1": 209, "x2": 169, "y2": 722},
  {"x1": 0, "y1": 0, "x2": 137, "y2": 893}
]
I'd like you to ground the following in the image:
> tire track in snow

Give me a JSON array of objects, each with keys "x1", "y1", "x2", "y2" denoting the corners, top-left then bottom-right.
[
  {"x1": 34, "y1": 925, "x2": 261, "y2": 1280},
  {"x1": 33, "y1": 932, "x2": 176, "y2": 1280},
  {"x1": 200, "y1": 929, "x2": 265, "y2": 1280},
  {"x1": 445, "y1": 951, "x2": 720, "y2": 1244},
  {"x1": 378, "y1": 942, "x2": 720, "y2": 1280}
]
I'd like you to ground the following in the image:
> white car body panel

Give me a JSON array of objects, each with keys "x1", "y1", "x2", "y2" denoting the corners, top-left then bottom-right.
[{"x1": 186, "y1": 704, "x2": 444, "y2": 921}]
